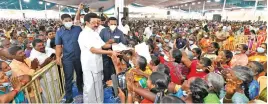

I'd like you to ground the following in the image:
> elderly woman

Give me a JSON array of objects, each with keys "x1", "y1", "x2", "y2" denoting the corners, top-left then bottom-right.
[
  {"x1": 247, "y1": 61, "x2": 264, "y2": 100},
  {"x1": 230, "y1": 44, "x2": 249, "y2": 68},
  {"x1": 0, "y1": 77, "x2": 22, "y2": 103},
  {"x1": 0, "y1": 60, "x2": 32, "y2": 103},
  {"x1": 204, "y1": 73, "x2": 225, "y2": 103},
  {"x1": 223, "y1": 66, "x2": 254, "y2": 103},
  {"x1": 175, "y1": 77, "x2": 209, "y2": 103}
]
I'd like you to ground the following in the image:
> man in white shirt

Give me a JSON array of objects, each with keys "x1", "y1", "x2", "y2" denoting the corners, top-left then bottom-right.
[
  {"x1": 78, "y1": 13, "x2": 118, "y2": 103},
  {"x1": 29, "y1": 39, "x2": 60, "y2": 103},
  {"x1": 45, "y1": 30, "x2": 55, "y2": 48},
  {"x1": 118, "y1": 17, "x2": 130, "y2": 35},
  {"x1": 144, "y1": 24, "x2": 153, "y2": 40}
]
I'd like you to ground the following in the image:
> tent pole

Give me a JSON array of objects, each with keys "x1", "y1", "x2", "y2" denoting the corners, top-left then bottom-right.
[
  {"x1": 202, "y1": 1, "x2": 206, "y2": 20},
  {"x1": 18, "y1": 0, "x2": 24, "y2": 19},
  {"x1": 254, "y1": 0, "x2": 258, "y2": 17},
  {"x1": 45, "y1": 1, "x2": 47, "y2": 19},
  {"x1": 115, "y1": 0, "x2": 124, "y2": 27},
  {"x1": 222, "y1": 0, "x2": 226, "y2": 20},
  {"x1": 58, "y1": 5, "x2": 61, "y2": 19},
  {"x1": 189, "y1": 5, "x2": 191, "y2": 19}
]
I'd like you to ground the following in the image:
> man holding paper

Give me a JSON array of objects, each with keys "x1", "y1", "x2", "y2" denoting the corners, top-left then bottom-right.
[
  {"x1": 99, "y1": 17, "x2": 127, "y2": 82},
  {"x1": 78, "y1": 13, "x2": 118, "y2": 103}
]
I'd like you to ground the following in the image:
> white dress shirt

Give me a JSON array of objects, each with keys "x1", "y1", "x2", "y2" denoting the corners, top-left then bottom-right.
[
  {"x1": 78, "y1": 26, "x2": 105, "y2": 73},
  {"x1": 29, "y1": 48, "x2": 55, "y2": 64},
  {"x1": 29, "y1": 47, "x2": 59, "y2": 103},
  {"x1": 118, "y1": 24, "x2": 130, "y2": 35},
  {"x1": 78, "y1": 26, "x2": 105, "y2": 103},
  {"x1": 144, "y1": 26, "x2": 153, "y2": 39}
]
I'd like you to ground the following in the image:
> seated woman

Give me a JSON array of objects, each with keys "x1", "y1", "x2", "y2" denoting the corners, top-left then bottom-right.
[
  {"x1": 247, "y1": 61, "x2": 264, "y2": 100},
  {"x1": 199, "y1": 34, "x2": 212, "y2": 53},
  {"x1": 203, "y1": 42, "x2": 220, "y2": 61},
  {"x1": 186, "y1": 57, "x2": 212, "y2": 79},
  {"x1": 127, "y1": 71, "x2": 170, "y2": 103},
  {"x1": 223, "y1": 30, "x2": 235, "y2": 51},
  {"x1": 256, "y1": 26, "x2": 267, "y2": 48},
  {"x1": 204, "y1": 73, "x2": 225, "y2": 103},
  {"x1": 0, "y1": 77, "x2": 22, "y2": 103},
  {"x1": 230, "y1": 44, "x2": 248, "y2": 68},
  {"x1": 214, "y1": 50, "x2": 233, "y2": 74},
  {"x1": 249, "y1": 43, "x2": 267, "y2": 64},
  {"x1": 222, "y1": 66, "x2": 254, "y2": 103},
  {"x1": 163, "y1": 49, "x2": 188, "y2": 85},
  {"x1": 128, "y1": 55, "x2": 152, "y2": 82},
  {"x1": 191, "y1": 48, "x2": 202, "y2": 61},
  {"x1": 0, "y1": 61, "x2": 32, "y2": 103},
  {"x1": 174, "y1": 77, "x2": 209, "y2": 103}
]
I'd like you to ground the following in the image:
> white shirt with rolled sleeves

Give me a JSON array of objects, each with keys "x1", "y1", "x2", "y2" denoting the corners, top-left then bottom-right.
[
  {"x1": 29, "y1": 48, "x2": 59, "y2": 103},
  {"x1": 78, "y1": 26, "x2": 105, "y2": 103}
]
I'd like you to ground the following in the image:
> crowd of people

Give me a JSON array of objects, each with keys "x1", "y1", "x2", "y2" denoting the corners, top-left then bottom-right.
[{"x1": 0, "y1": 3, "x2": 267, "y2": 103}]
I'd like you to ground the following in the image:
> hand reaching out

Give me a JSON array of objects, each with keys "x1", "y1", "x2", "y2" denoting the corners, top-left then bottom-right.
[
  {"x1": 31, "y1": 58, "x2": 39, "y2": 69},
  {"x1": 107, "y1": 39, "x2": 115, "y2": 44},
  {"x1": 207, "y1": 66, "x2": 215, "y2": 72},
  {"x1": 78, "y1": 3, "x2": 84, "y2": 11},
  {"x1": 126, "y1": 72, "x2": 134, "y2": 92},
  {"x1": 11, "y1": 77, "x2": 22, "y2": 91}
]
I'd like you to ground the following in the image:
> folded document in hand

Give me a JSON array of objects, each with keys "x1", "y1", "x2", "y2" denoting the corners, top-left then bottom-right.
[{"x1": 112, "y1": 43, "x2": 132, "y2": 51}]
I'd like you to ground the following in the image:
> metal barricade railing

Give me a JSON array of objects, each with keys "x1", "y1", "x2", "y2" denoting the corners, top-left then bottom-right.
[{"x1": 13, "y1": 61, "x2": 65, "y2": 103}]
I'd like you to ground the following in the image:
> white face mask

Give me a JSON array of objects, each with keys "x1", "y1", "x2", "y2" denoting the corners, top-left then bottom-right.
[
  {"x1": 164, "y1": 39, "x2": 169, "y2": 43},
  {"x1": 63, "y1": 22, "x2": 73, "y2": 29},
  {"x1": 257, "y1": 47, "x2": 265, "y2": 53},
  {"x1": 189, "y1": 40, "x2": 194, "y2": 45},
  {"x1": 4, "y1": 70, "x2": 12, "y2": 77},
  {"x1": 182, "y1": 36, "x2": 186, "y2": 39},
  {"x1": 0, "y1": 82, "x2": 10, "y2": 88},
  {"x1": 80, "y1": 18, "x2": 84, "y2": 23},
  {"x1": 109, "y1": 25, "x2": 116, "y2": 32},
  {"x1": 157, "y1": 43, "x2": 162, "y2": 48},
  {"x1": 204, "y1": 35, "x2": 208, "y2": 38},
  {"x1": 235, "y1": 51, "x2": 241, "y2": 54}
]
